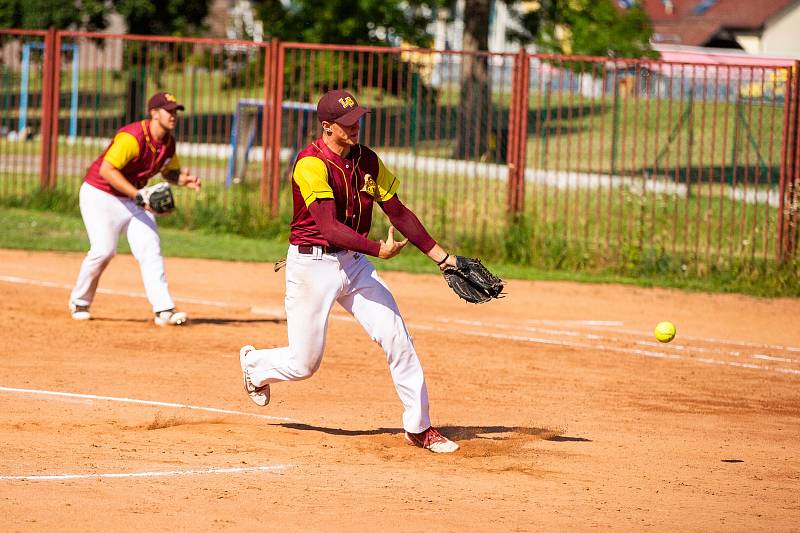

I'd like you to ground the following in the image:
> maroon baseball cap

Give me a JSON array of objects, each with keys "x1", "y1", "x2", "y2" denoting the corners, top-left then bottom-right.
[
  {"x1": 148, "y1": 92, "x2": 185, "y2": 112},
  {"x1": 317, "y1": 90, "x2": 369, "y2": 126}
]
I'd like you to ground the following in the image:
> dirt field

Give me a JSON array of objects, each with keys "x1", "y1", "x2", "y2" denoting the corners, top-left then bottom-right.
[{"x1": 1, "y1": 248, "x2": 798, "y2": 531}]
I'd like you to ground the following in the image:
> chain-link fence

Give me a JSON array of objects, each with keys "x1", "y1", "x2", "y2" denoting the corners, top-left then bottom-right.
[{"x1": 1, "y1": 29, "x2": 797, "y2": 268}]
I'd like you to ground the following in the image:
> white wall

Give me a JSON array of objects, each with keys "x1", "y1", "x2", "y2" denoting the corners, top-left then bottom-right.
[
  {"x1": 733, "y1": 33, "x2": 762, "y2": 55},
  {"x1": 762, "y1": 1, "x2": 800, "y2": 55}
]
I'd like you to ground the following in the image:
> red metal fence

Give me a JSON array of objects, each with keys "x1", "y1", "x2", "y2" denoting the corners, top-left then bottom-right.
[{"x1": 1, "y1": 29, "x2": 798, "y2": 266}]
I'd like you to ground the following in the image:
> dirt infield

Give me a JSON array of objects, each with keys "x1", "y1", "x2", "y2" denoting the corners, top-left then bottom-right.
[{"x1": 1, "y1": 248, "x2": 798, "y2": 531}]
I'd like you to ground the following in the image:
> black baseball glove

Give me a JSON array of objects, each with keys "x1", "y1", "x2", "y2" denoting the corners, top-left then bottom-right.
[
  {"x1": 443, "y1": 256, "x2": 505, "y2": 304},
  {"x1": 136, "y1": 182, "x2": 175, "y2": 214}
]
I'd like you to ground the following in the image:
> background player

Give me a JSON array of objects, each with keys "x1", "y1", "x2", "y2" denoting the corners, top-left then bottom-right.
[
  {"x1": 239, "y1": 89, "x2": 462, "y2": 453},
  {"x1": 68, "y1": 92, "x2": 201, "y2": 325}
]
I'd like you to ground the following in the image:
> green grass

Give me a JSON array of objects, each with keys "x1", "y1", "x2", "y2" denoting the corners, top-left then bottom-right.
[
  {"x1": 523, "y1": 94, "x2": 784, "y2": 177},
  {"x1": 1, "y1": 205, "x2": 797, "y2": 298},
  {"x1": 1, "y1": 168, "x2": 795, "y2": 272},
  {"x1": 404, "y1": 93, "x2": 783, "y2": 182},
  {"x1": 0, "y1": 206, "x2": 288, "y2": 261}
]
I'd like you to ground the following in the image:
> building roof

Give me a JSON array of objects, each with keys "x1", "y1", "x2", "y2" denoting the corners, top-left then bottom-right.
[{"x1": 640, "y1": 0, "x2": 800, "y2": 46}]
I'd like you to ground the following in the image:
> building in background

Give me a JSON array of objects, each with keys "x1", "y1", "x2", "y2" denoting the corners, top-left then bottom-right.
[{"x1": 635, "y1": 0, "x2": 800, "y2": 56}]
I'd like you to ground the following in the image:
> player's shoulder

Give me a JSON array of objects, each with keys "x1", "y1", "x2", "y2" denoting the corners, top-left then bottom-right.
[
  {"x1": 109, "y1": 130, "x2": 140, "y2": 154},
  {"x1": 355, "y1": 144, "x2": 380, "y2": 170},
  {"x1": 294, "y1": 154, "x2": 327, "y2": 177},
  {"x1": 356, "y1": 144, "x2": 379, "y2": 160},
  {"x1": 296, "y1": 139, "x2": 326, "y2": 160},
  {"x1": 118, "y1": 120, "x2": 145, "y2": 137}
]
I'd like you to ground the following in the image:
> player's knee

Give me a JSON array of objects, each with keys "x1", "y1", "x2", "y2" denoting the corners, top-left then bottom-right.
[
  {"x1": 88, "y1": 248, "x2": 116, "y2": 264},
  {"x1": 375, "y1": 330, "x2": 415, "y2": 355},
  {"x1": 287, "y1": 356, "x2": 322, "y2": 380},
  {"x1": 288, "y1": 363, "x2": 316, "y2": 380}
]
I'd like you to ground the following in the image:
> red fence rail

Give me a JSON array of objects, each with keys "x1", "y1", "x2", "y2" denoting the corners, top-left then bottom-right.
[{"x1": 0, "y1": 29, "x2": 797, "y2": 266}]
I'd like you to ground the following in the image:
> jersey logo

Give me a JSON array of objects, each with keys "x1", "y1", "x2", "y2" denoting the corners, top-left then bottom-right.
[
  {"x1": 360, "y1": 173, "x2": 378, "y2": 197},
  {"x1": 338, "y1": 96, "x2": 355, "y2": 109}
]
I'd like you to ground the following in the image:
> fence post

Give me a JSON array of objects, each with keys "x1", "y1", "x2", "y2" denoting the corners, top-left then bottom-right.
[
  {"x1": 790, "y1": 61, "x2": 800, "y2": 259},
  {"x1": 778, "y1": 61, "x2": 800, "y2": 262},
  {"x1": 48, "y1": 30, "x2": 63, "y2": 189},
  {"x1": 38, "y1": 27, "x2": 56, "y2": 189},
  {"x1": 269, "y1": 41, "x2": 285, "y2": 217},
  {"x1": 260, "y1": 41, "x2": 273, "y2": 209},
  {"x1": 516, "y1": 50, "x2": 529, "y2": 213},
  {"x1": 506, "y1": 52, "x2": 520, "y2": 213},
  {"x1": 507, "y1": 49, "x2": 528, "y2": 215},
  {"x1": 610, "y1": 68, "x2": 620, "y2": 178}
]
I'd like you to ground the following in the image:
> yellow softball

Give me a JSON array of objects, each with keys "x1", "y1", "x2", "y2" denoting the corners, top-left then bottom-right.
[{"x1": 654, "y1": 321, "x2": 676, "y2": 343}]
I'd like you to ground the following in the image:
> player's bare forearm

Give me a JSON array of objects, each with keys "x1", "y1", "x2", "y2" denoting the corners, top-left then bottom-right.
[
  {"x1": 427, "y1": 244, "x2": 457, "y2": 270},
  {"x1": 99, "y1": 161, "x2": 139, "y2": 199}
]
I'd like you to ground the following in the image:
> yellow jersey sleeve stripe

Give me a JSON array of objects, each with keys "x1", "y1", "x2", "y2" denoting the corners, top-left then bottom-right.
[
  {"x1": 103, "y1": 132, "x2": 140, "y2": 169},
  {"x1": 162, "y1": 153, "x2": 181, "y2": 172},
  {"x1": 376, "y1": 157, "x2": 400, "y2": 201},
  {"x1": 294, "y1": 156, "x2": 333, "y2": 206}
]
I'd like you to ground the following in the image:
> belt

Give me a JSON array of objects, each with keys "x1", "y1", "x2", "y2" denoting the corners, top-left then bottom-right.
[{"x1": 297, "y1": 244, "x2": 344, "y2": 255}]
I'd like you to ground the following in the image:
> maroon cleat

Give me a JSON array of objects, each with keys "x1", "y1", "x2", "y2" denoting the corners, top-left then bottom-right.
[{"x1": 404, "y1": 426, "x2": 459, "y2": 453}]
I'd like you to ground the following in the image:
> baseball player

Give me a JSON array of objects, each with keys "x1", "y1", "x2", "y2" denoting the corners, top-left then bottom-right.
[
  {"x1": 68, "y1": 92, "x2": 200, "y2": 325},
  {"x1": 239, "y1": 90, "x2": 462, "y2": 453}
]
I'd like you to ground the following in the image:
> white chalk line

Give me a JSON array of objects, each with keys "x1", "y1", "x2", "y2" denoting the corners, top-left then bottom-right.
[
  {"x1": 0, "y1": 387, "x2": 297, "y2": 482},
  {"x1": 0, "y1": 464, "x2": 291, "y2": 481},
  {"x1": 752, "y1": 354, "x2": 798, "y2": 364},
  {"x1": 3, "y1": 274, "x2": 799, "y2": 376},
  {"x1": 523, "y1": 319, "x2": 626, "y2": 327},
  {"x1": 522, "y1": 315, "x2": 800, "y2": 353},
  {"x1": 437, "y1": 318, "x2": 799, "y2": 364},
  {"x1": 0, "y1": 275, "x2": 238, "y2": 309},
  {"x1": 579, "y1": 323, "x2": 800, "y2": 354},
  {"x1": 0, "y1": 386, "x2": 297, "y2": 423},
  {"x1": 410, "y1": 324, "x2": 800, "y2": 377}
]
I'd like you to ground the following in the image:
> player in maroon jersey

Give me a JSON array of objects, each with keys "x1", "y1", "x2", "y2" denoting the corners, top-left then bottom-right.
[
  {"x1": 68, "y1": 92, "x2": 200, "y2": 325},
  {"x1": 238, "y1": 90, "x2": 460, "y2": 453}
]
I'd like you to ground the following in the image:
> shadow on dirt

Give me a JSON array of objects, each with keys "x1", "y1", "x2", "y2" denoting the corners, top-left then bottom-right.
[
  {"x1": 188, "y1": 317, "x2": 285, "y2": 325},
  {"x1": 546, "y1": 435, "x2": 591, "y2": 442},
  {"x1": 277, "y1": 423, "x2": 591, "y2": 443},
  {"x1": 277, "y1": 423, "x2": 403, "y2": 436},
  {"x1": 90, "y1": 317, "x2": 286, "y2": 325}
]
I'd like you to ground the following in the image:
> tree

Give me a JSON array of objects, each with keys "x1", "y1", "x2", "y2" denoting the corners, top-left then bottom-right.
[
  {"x1": 454, "y1": 0, "x2": 492, "y2": 159},
  {"x1": 251, "y1": 0, "x2": 445, "y2": 98},
  {"x1": 508, "y1": 0, "x2": 656, "y2": 59},
  {"x1": 113, "y1": 0, "x2": 209, "y2": 36},
  {"x1": 0, "y1": 0, "x2": 106, "y2": 31},
  {"x1": 453, "y1": 0, "x2": 656, "y2": 160},
  {"x1": 253, "y1": 0, "x2": 438, "y2": 47},
  {"x1": 0, "y1": 0, "x2": 209, "y2": 36},
  {"x1": 110, "y1": 1, "x2": 211, "y2": 120}
]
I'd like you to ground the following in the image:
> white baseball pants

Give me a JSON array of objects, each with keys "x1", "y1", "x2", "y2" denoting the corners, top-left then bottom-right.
[
  {"x1": 245, "y1": 244, "x2": 432, "y2": 434},
  {"x1": 69, "y1": 182, "x2": 175, "y2": 312}
]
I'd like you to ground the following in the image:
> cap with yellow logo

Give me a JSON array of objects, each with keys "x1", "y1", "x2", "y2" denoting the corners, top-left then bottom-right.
[
  {"x1": 148, "y1": 92, "x2": 185, "y2": 112},
  {"x1": 317, "y1": 90, "x2": 369, "y2": 126}
]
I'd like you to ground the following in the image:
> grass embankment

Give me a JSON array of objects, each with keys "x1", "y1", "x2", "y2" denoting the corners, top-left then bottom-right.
[{"x1": 2, "y1": 201, "x2": 797, "y2": 298}]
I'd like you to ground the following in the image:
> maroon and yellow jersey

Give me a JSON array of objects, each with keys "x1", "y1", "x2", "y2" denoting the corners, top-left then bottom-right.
[
  {"x1": 84, "y1": 120, "x2": 180, "y2": 196},
  {"x1": 289, "y1": 138, "x2": 399, "y2": 246}
]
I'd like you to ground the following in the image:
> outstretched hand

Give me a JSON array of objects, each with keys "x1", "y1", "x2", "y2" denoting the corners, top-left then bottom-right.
[
  {"x1": 178, "y1": 168, "x2": 201, "y2": 190},
  {"x1": 378, "y1": 226, "x2": 408, "y2": 259}
]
